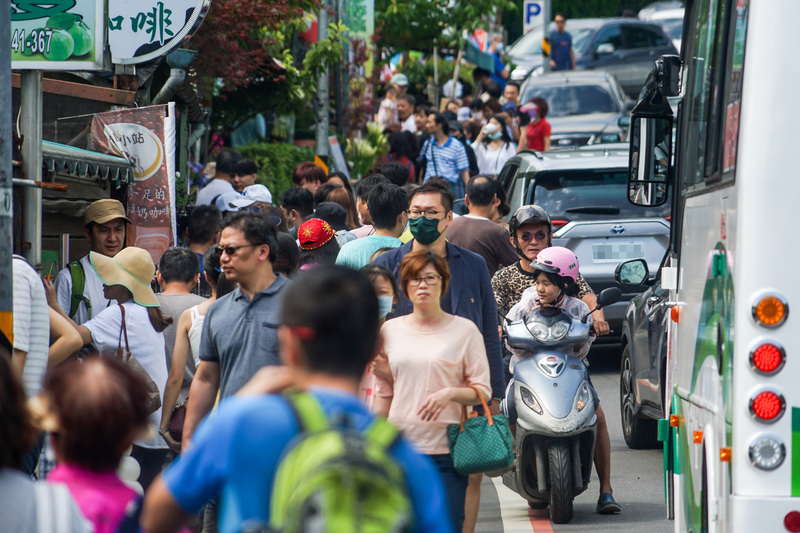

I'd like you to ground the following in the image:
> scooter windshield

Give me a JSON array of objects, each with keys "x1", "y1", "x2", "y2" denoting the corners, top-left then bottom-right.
[{"x1": 525, "y1": 307, "x2": 573, "y2": 343}]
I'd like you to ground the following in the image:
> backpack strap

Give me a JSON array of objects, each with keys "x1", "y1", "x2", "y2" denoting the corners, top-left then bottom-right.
[
  {"x1": 283, "y1": 389, "x2": 329, "y2": 433},
  {"x1": 364, "y1": 417, "x2": 401, "y2": 450},
  {"x1": 68, "y1": 260, "x2": 90, "y2": 319}
]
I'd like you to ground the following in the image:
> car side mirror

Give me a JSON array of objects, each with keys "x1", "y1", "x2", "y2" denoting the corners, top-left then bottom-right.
[
  {"x1": 597, "y1": 43, "x2": 615, "y2": 55},
  {"x1": 628, "y1": 116, "x2": 671, "y2": 206},
  {"x1": 615, "y1": 258, "x2": 650, "y2": 286}
]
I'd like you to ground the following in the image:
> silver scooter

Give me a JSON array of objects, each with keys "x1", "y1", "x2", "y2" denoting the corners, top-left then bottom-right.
[{"x1": 501, "y1": 288, "x2": 620, "y2": 524}]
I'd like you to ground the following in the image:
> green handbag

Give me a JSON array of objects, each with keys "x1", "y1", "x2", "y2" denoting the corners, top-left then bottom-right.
[{"x1": 447, "y1": 387, "x2": 514, "y2": 475}]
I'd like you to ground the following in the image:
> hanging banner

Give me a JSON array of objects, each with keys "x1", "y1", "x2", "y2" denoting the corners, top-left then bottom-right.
[
  {"x1": 108, "y1": 0, "x2": 210, "y2": 64},
  {"x1": 11, "y1": 0, "x2": 105, "y2": 70},
  {"x1": 91, "y1": 104, "x2": 177, "y2": 264},
  {"x1": 343, "y1": 0, "x2": 374, "y2": 76}
]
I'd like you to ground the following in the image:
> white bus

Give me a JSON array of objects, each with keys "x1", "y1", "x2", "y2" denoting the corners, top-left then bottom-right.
[{"x1": 621, "y1": 0, "x2": 800, "y2": 531}]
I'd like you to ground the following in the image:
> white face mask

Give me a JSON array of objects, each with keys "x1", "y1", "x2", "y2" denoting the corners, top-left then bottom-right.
[{"x1": 378, "y1": 295, "x2": 394, "y2": 318}]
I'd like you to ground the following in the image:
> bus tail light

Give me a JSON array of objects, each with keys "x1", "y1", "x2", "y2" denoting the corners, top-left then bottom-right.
[
  {"x1": 749, "y1": 434, "x2": 785, "y2": 471},
  {"x1": 784, "y1": 511, "x2": 800, "y2": 532},
  {"x1": 750, "y1": 390, "x2": 786, "y2": 422},
  {"x1": 750, "y1": 342, "x2": 786, "y2": 375},
  {"x1": 753, "y1": 293, "x2": 788, "y2": 328}
]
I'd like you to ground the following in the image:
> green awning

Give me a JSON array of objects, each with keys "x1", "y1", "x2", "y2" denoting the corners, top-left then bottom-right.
[{"x1": 42, "y1": 140, "x2": 133, "y2": 184}]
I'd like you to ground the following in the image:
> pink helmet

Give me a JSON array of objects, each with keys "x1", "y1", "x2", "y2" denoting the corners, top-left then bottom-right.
[{"x1": 531, "y1": 246, "x2": 580, "y2": 283}]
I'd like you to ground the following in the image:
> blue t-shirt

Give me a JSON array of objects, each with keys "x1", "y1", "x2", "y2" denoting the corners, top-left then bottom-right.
[
  {"x1": 163, "y1": 388, "x2": 454, "y2": 533},
  {"x1": 549, "y1": 29, "x2": 573, "y2": 70},
  {"x1": 489, "y1": 52, "x2": 507, "y2": 89},
  {"x1": 336, "y1": 235, "x2": 402, "y2": 269}
]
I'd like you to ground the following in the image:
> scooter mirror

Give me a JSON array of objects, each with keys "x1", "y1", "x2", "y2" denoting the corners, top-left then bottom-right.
[{"x1": 596, "y1": 287, "x2": 622, "y2": 309}]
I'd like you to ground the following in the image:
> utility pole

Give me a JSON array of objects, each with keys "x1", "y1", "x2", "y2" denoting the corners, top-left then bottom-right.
[
  {"x1": 315, "y1": 0, "x2": 330, "y2": 163},
  {"x1": 20, "y1": 71, "x2": 42, "y2": 268},
  {"x1": 0, "y1": 0, "x2": 14, "y2": 345}
]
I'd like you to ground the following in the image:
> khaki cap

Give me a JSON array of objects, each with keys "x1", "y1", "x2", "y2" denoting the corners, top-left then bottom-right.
[{"x1": 84, "y1": 199, "x2": 131, "y2": 227}]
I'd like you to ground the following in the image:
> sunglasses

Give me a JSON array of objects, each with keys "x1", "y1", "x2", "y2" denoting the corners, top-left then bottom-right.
[
  {"x1": 519, "y1": 231, "x2": 549, "y2": 243},
  {"x1": 220, "y1": 243, "x2": 265, "y2": 256}
]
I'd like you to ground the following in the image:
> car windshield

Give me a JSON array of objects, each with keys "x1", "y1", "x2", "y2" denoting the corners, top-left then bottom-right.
[
  {"x1": 522, "y1": 84, "x2": 620, "y2": 116},
  {"x1": 571, "y1": 27, "x2": 595, "y2": 54},
  {"x1": 527, "y1": 169, "x2": 671, "y2": 220}
]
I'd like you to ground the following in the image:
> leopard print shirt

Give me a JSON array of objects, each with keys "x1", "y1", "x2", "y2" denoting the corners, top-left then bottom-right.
[{"x1": 491, "y1": 261, "x2": 593, "y2": 317}]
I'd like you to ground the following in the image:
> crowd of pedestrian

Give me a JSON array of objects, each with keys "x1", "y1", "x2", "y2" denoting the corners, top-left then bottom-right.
[{"x1": 3, "y1": 16, "x2": 620, "y2": 529}]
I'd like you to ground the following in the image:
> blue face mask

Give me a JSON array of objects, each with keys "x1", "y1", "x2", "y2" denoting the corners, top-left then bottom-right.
[{"x1": 378, "y1": 295, "x2": 394, "y2": 318}]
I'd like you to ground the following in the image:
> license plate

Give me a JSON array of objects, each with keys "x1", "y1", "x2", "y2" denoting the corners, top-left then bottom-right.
[{"x1": 592, "y1": 242, "x2": 645, "y2": 262}]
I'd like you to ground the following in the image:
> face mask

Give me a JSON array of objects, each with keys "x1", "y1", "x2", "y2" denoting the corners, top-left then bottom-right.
[
  {"x1": 488, "y1": 132, "x2": 503, "y2": 140},
  {"x1": 378, "y1": 295, "x2": 394, "y2": 318},
  {"x1": 409, "y1": 216, "x2": 443, "y2": 245},
  {"x1": 495, "y1": 43, "x2": 504, "y2": 53}
]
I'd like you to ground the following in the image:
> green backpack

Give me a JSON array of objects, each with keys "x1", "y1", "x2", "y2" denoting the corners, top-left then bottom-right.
[
  {"x1": 68, "y1": 260, "x2": 92, "y2": 319},
  {"x1": 267, "y1": 390, "x2": 413, "y2": 533}
]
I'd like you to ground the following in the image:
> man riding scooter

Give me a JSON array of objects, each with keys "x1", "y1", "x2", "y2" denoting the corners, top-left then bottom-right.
[{"x1": 491, "y1": 206, "x2": 620, "y2": 514}]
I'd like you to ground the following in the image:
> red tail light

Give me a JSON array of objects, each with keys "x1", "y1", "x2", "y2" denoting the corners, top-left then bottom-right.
[
  {"x1": 750, "y1": 343, "x2": 785, "y2": 375},
  {"x1": 666, "y1": 216, "x2": 671, "y2": 222},
  {"x1": 551, "y1": 219, "x2": 569, "y2": 231},
  {"x1": 750, "y1": 390, "x2": 785, "y2": 422}
]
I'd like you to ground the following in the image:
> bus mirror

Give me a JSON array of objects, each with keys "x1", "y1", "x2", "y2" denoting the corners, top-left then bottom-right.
[{"x1": 628, "y1": 116, "x2": 671, "y2": 207}]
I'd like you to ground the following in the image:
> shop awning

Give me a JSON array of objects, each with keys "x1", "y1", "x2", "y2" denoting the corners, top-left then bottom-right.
[{"x1": 42, "y1": 141, "x2": 133, "y2": 184}]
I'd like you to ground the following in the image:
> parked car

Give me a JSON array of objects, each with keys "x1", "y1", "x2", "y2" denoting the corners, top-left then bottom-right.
[
  {"x1": 519, "y1": 71, "x2": 634, "y2": 149},
  {"x1": 497, "y1": 145, "x2": 670, "y2": 343},
  {"x1": 647, "y1": 8, "x2": 684, "y2": 52},
  {"x1": 638, "y1": 0, "x2": 683, "y2": 21},
  {"x1": 614, "y1": 257, "x2": 669, "y2": 448},
  {"x1": 508, "y1": 18, "x2": 677, "y2": 98}
]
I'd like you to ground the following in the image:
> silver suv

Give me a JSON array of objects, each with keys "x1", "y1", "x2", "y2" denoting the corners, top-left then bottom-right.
[{"x1": 497, "y1": 145, "x2": 670, "y2": 343}]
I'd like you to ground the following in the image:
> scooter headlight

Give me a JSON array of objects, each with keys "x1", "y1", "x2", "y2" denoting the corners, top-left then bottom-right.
[
  {"x1": 550, "y1": 321, "x2": 570, "y2": 340},
  {"x1": 529, "y1": 322, "x2": 550, "y2": 342},
  {"x1": 520, "y1": 386, "x2": 543, "y2": 415},
  {"x1": 575, "y1": 383, "x2": 591, "y2": 412}
]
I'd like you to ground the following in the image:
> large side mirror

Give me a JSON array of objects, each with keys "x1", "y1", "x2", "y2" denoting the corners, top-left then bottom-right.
[
  {"x1": 628, "y1": 116, "x2": 671, "y2": 206},
  {"x1": 597, "y1": 43, "x2": 615, "y2": 55},
  {"x1": 615, "y1": 258, "x2": 650, "y2": 286}
]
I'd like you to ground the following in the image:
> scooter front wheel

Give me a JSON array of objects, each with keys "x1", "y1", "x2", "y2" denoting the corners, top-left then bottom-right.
[{"x1": 548, "y1": 441, "x2": 574, "y2": 524}]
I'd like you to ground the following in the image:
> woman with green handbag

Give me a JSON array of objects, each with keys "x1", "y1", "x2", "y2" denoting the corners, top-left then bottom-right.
[{"x1": 372, "y1": 250, "x2": 491, "y2": 531}]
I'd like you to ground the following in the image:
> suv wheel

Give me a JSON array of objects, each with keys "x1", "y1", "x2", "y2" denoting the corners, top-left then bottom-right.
[{"x1": 620, "y1": 344, "x2": 658, "y2": 449}]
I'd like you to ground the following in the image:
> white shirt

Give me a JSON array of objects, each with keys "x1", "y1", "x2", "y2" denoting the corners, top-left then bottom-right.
[
  {"x1": 401, "y1": 115, "x2": 417, "y2": 133},
  {"x1": 196, "y1": 178, "x2": 236, "y2": 206},
  {"x1": 54, "y1": 255, "x2": 112, "y2": 325},
  {"x1": 188, "y1": 304, "x2": 205, "y2": 368},
  {"x1": 473, "y1": 141, "x2": 516, "y2": 176},
  {"x1": 13, "y1": 256, "x2": 49, "y2": 397},
  {"x1": 84, "y1": 301, "x2": 168, "y2": 449}
]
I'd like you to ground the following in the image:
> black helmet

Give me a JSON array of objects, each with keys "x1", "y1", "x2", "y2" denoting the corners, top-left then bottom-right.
[{"x1": 509, "y1": 205, "x2": 552, "y2": 238}]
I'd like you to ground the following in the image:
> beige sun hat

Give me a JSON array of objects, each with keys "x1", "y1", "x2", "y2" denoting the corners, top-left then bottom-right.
[
  {"x1": 90, "y1": 247, "x2": 159, "y2": 307},
  {"x1": 84, "y1": 199, "x2": 132, "y2": 227}
]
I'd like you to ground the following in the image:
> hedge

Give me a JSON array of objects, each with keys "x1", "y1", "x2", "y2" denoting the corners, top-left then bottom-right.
[{"x1": 238, "y1": 142, "x2": 315, "y2": 204}]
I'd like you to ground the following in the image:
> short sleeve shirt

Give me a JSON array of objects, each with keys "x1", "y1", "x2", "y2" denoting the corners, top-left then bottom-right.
[
  {"x1": 84, "y1": 302, "x2": 168, "y2": 449},
  {"x1": 336, "y1": 235, "x2": 402, "y2": 269},
  {"x1": 13, "y1": 256, "x2": 49, "y2": 397},
  {"x1": 54, "y1": 255, "x2": 112, "y2": 325},
  {"x1": 199, "y1": 276, "x2": 290, "y2": 399},
  {"x1": 162, "y1": 388, "x2": 455, "y2": 533},
  {"x1": 421, "y1": 136, "x2": 469, "y2": 184},
  {"x1": 549, "y1": 29, "x2": 573, "y2": 70}
]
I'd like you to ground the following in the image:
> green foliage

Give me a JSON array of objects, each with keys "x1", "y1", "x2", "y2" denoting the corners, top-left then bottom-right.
[
  {"x1": 365, "y1": 123, "x2": 388, "y2": 160},
  {"x1": 346, "y1": 138, "x2": 379, "y2": 180},
  {"x1": 238, "y1": 142, "x2": 315, "y2": 202},
  {"x1": 399, "y1": 56, "x2": 474, "y2": 94},
  {"x1": 376, "y1": 0, "x2": 516, "y2": 54}
]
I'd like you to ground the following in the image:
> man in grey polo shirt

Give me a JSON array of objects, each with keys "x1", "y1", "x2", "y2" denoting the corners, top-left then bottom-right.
[{"x1": 182, "y1": 212, "x2": 289, "y2": 449}]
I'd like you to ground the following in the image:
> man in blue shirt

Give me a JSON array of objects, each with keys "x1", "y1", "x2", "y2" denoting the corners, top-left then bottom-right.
[
  {"x1": 420, "y1": 112, "x2": 470, "y2": 199},
  {"x1": 142, "y1": 267, "x2": 453, "y2": 533},
  {"x1": 549, "y1": 12, "x2": 576, "y2": 71}
]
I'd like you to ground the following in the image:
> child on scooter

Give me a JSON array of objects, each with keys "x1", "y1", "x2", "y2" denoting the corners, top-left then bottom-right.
[{"x1": 505, "y1": 246, "x2": 594, "y2": 372}]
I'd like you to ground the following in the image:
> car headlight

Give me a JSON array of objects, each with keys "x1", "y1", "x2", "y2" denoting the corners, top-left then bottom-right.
[
  {"x1": 575, "y1": 383, "x2": 590, "y2": 412},
  {"x1": 529, "y1": 322, "x2": 550, "y2": 341},
  {"x1": 520, "y1": 386, "x2": 543, "y2": 415},
  {"x1": 749, "y1": 434, "x2": 785, "y2": 470},
  {"x1": 531, "y1": 65, "x2": 544, "y2": 77},
  {"x1": 550, "y1": 321, "x2": 570, "y2": 340}
]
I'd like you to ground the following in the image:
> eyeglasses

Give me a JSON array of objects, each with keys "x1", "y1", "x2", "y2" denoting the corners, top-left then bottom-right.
[
  {"x1": 220, "y1": 243, "x2": 264, "y2": 256},
  {"x1": 406, "y1": 209, "x2": 446, "y2": 220},
  {"x1": 407, "y1": 275, "x2": 442, "y2": 287},
  {"x1": 519, "y1": 231, "x2": 549, "y2": 242}
]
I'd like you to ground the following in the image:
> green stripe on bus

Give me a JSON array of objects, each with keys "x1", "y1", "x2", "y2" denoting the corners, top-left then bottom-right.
[{"x1": 792, "y1": 408, "x2": 800, "y2": 497}]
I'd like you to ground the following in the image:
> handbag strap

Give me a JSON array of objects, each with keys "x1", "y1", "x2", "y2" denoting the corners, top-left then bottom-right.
[
  {"x1": 117, "y1": 304, "x2": 131, "y2": 358},
  {"x1": 459, "y1": 386, "x2": 493, "y2": 432}
]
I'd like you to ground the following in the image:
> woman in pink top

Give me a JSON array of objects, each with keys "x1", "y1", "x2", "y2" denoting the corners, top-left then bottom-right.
[
  {"x1": 374, "y1": 250, "x2": 491, "y2": 531},
  {"x1": 42, "y1": 357, "x2": 151, "y2": 533}
]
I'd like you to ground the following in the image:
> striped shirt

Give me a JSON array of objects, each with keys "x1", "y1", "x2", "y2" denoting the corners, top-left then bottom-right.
[
  {"x1": 13, "y1": 256, "x2": 50, "y2": 397},
  {"x1": 422, "y1": 136, "x2": 469, "y2": 184}
]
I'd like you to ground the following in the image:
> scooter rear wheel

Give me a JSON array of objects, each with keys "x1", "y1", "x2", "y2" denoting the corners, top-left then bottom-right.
[{"x1": 548, "y1": 441, "x2": 574, "y2": 524}]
